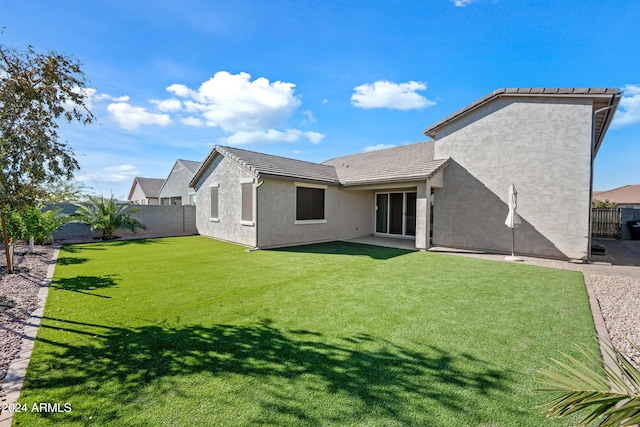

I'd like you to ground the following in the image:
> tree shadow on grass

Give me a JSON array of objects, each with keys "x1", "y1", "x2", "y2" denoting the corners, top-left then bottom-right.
[
  {"x1": 51, "y1": 275, "x2": 118, "y2": 298},
  {"x1": 20, "y1": 318, "x2": 526, "y2": 425},
  {"x1": 55, "y1": 257, "x2": 89, "y2": 266},
  {"x1": 108, "y1": 238, "x2": 168, "y2": 246},
  {"x1": 271, "y1": 241, "x2": 413, "y2": 260},
  {"x1": 59, "y1": 244, "x2": 106, "y2": 254}
]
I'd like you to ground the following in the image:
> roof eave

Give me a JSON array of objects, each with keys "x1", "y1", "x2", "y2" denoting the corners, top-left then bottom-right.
[
  {"x1": 189, "y1": 147, "x2": 224, "y2": 188},
  {"x1": 593, "y1": 92, "x2": 623, "y2": 156},
  {"x1": 340, "y1": 158, "x2": 451, "y2": 187},
  {"x1": 258, "y1": 173, "x2": 340, "y2": 185},
  {"x1": 127, "y1": 178, "x2": 139, "y2": 201}
]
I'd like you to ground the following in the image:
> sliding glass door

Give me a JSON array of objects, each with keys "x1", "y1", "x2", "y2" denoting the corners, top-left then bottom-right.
[
  {"x1": 375, "y1": 192, "x2": 417, "y2": 237},
  {"x1": 375, "y1": 194, "x2": 388, "y2": 233}
]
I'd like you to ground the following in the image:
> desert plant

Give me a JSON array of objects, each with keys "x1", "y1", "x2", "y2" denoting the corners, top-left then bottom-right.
[
  {"x1": 536, "y1": 340, "x2": 640, "y2": 426},
  {"x1": 74, "y1": 195, "x2": 146, "y2": 240}
]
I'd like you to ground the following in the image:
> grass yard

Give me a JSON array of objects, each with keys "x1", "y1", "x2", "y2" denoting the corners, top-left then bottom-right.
[{"x1": 15, "y1": 236, "x2": 596, "y2": 426}]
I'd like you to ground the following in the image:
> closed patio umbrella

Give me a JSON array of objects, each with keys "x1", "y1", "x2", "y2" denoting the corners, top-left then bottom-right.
[{"x1": 504, "y1": 184, "x2": 523, "y2": 261}]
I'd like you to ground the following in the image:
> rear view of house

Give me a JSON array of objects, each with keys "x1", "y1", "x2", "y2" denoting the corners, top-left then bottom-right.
[
  {"x1": 190, "y1": 144, "x2": 448, "y2": 250},
  {"x1": 190, "y1": 87, "x2": 622, "y2": 261}
]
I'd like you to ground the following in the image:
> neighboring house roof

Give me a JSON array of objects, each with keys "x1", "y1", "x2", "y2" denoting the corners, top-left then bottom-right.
[
  {"x1": 593, "y1": 185, "x2": 640, "y2": 205},
  {"x1": 323, "y1": 141, "x2": 450, "y2": 186},
  {"x1": 179, "y1": 159, "x2": 202, "y2": 174},
  {"x1": 423, "y1": 88, "x2": 622, "y2": 154},
  {"x1": 191, "y1": 146, "x2": 340, "y2": 186},
  {"x1": 127, "y1": 177, "x2": 165, "y2": 201},
  {"x1": 158, "y1": 159, "x2": 202, "y2": 196}
]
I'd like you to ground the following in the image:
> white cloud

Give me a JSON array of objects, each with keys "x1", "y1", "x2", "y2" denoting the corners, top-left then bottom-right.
[
  {"x1": 65, "y1": 87, "x2": 125, "y2": 113},
  {"x1": 96, "y1": 71, "x2": 321, "y2": 142},
  {"x1": 112, "y1": 95, "x2": 131, "y2": 103},
  {"x1": 180, "y1": 116, "x2": 205, "y2": 127},
  {"x1": 86, "y1": 91, "x2": 129, "y2": 103},
  {"x1": 452, "y1": 0, "x2": 479, "y2": 6},
  {"x1": 76, "y1": 164, "x2": 141, "y2": 185},
  {"x1": 305, "y1": 131, "x2": 325, "y2": 144},
  {"x1": 301, "y1": 110, "x2": 317, "y2": 125},
  {"x1": 364, "y1": 143, "x2": 398, "y2": 152},
  {"x1": 167, "y1": 71, "x2": 301, "y2": 133},
  {"x1": 151, "y1": 98, "x2": 182, "y2": 112},
  {"x1": 612, "y1": 84, "x2": 640, "y2": 128},
  {"x1": 220, "y1": 129, "x2": 325, "y2": 145},
  {"x1": 107, "y1": 102, "x2": 172, "y2": 131},
  {"x1": 351, "y1": 80, "x2": 435, "y2": 110},
  {"x1": 166, "y1": 83, "x2": 192, "y2": 98}
]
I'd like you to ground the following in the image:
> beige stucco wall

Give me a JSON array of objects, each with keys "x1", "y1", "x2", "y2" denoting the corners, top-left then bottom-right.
[
  {"x1": 256, "y1": 179, "x2": 374, "y2": 248},
  {"x1": 433, "y1": 97, "x2": 593, "y2": 260},
  {"x1": 193, "y1": 155, "x2": 257, "y2": 247}
]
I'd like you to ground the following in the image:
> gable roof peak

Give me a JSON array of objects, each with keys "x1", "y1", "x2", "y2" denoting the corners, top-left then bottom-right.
[
  {"x1": 191, "y1": 145, "x2": 340, "y2": 187},
  {"x1": 423, "y1": 87, "x2": 622, "y2": 153}
]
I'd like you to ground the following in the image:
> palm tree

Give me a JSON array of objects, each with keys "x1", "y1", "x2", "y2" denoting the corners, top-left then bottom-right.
[
  {"x1": 536, "y1": 340, "x2": 640, "y2": 426},
  {"x1": 74, "y1": 195, "x2": 146, "y2": 240}
]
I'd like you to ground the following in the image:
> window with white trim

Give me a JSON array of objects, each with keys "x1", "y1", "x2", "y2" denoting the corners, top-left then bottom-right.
[
  {"x1": 241, "y1": 182, "x2": 253, "y2": 222},
  {"x1": 296, "y1": 186, "x2": 325, "y2": 221},
  {"x1": 210, "y1": 185, "x2": 219, "y2": 220}
]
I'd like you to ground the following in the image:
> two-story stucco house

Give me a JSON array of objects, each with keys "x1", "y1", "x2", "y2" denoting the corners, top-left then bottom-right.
[
  {"x1": 190, "y1": 88, "x2": 622, "y2": 261},
  {"x1": 158, "y1": 159, "x2": 202, "y2": 206}
]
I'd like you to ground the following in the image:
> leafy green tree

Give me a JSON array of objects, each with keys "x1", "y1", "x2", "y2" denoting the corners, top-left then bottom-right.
[
  {"x1": 537, "y1": 340, "x2": 640, "y2": 426},
  {"x1": 1, "y1": 38, "x2": 94, "y2": 273},
  {"x1": 73, "y1": 195, "x2": 146, "y2": 240},
  {"x1": 8, "y1": 207, "x2": 69, "y2": 249},
  {"x1": 41, "y1": 179, "x2": 89, "y2": 204}
]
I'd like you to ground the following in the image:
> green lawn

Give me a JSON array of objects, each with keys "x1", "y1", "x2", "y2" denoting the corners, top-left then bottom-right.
[{"x1": 15, "y1": 236, "x2": 595, "y2": 426}]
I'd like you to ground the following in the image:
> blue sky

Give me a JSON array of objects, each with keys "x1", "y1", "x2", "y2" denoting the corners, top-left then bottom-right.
[{"x1": 3, "y1": 0, "x2": 639, "y2": 198}]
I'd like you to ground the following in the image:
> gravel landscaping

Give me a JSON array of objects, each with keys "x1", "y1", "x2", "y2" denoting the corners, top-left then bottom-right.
[
  {"x1": 0, "y1": 244, "x2": 55, "y2": 400},
  {"x1": 591, "y1": 274, "x2": 640, "y2": 366},
  {"x1": 0, "y1": 241, "x2": 639, "y2": 403}
]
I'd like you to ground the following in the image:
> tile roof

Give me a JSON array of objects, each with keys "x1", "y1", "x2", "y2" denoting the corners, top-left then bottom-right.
[
  {"x1": 593, "y1": 185, "x2": 640, "y2": 204},
  {"x1": 215, "y1": 146, "x2": 340, "y2": 184},
  {"x1": 323, "y1": 141, "x2": 449, "y2": 186},
  {"x1": 423, "y1": 88, "x2": 622, "y2": 153},
  {"x1": 178, "y1": 159, "x2": 202, "y2": 174},
  {"x1": 192, "y1": 143, "x2": 449, "y2": 188}
]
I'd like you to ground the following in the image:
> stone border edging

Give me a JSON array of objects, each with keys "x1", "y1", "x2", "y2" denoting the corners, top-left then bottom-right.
[
  {"x1": 582, "y1": 273, "x2": 622, "y2": 379},
  {"x1": 0, "y1": 248, "x2": 59, "y2": 427}
]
